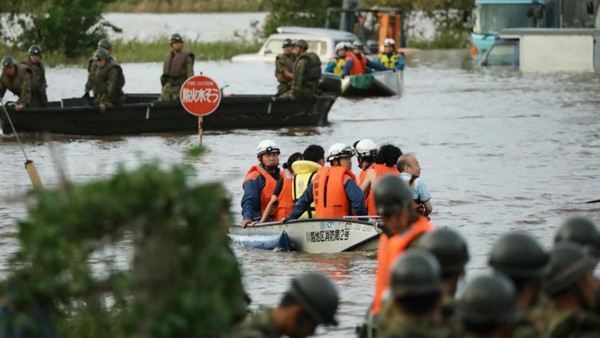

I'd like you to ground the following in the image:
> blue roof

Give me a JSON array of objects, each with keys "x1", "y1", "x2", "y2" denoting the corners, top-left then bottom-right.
[{"x1": 475, "y1": 0, "x2": 548, "y2": 4}]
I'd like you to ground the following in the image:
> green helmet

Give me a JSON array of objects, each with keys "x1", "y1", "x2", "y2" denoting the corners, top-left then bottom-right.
[
  {"x1": 417, "y1": 228, "x2": 470, "y2": 276},
  {"x1": 488, "y1": 231, "x2": 549, "y2": 279},
  {"x1": 292, "y1": 39, "x2": 309, "y2": 49},
  {"x1": 374, "y1": 175, "x2": 413, "y2": 216},
  {"x1": 457, "y1": 274, "x2": 519, "y2": 324},
  {"x1": 28, "y1": 45, "x2": 43, "y2": 56},
  {"x1": 287, "y1": 272, "x2": 339, "y2": 326},
  {"x1": 282, "y1": 38, "x2": 293, "y2": 48},
  {"x1": 391, "y1": 249, "x2": 441, "y2": 297},
  {"x1": 170, "y1": 33, "x2": 184, "y2": 43},
  {"x1": 1, "y1": 55, "x2": 17, "y2": 68},
  {"x1": 93, "y1": 48, "x2": 110, "y2": 61},
  {"x1": 554, "y1": 217, "x2": 600, "y2": 258},
  {"x1": 97, "y1": 39, "x2": 112, "y2": 50},
  {"x1": 545, "y1": 241, "x2": 595, "y2": 296}
]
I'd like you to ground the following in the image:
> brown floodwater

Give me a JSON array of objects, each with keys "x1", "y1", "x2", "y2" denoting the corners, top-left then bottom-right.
[{"x1": 1, "y1": 50, "x2": 599, "y2": 336}]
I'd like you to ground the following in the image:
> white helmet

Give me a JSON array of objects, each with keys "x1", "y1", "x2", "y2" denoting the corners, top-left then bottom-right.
[
  {"x1": 353, "y1": 139, "x2": 378, "y2": 158},
  {"x1": 257, "y1": 139, "x2": 281, "y2": 158},
  {"x1": 327, "y1": 143, "x2": 354, "y2": 162},
  {"x1": 343, "y1": 41, "x2": 353, "y2": 50},
  {"x1": 335, "y1": 42, "x2": 346, "y2": 52},
  {"x1": 384, "y1": 38, "x2": 396, "y2": 47}
]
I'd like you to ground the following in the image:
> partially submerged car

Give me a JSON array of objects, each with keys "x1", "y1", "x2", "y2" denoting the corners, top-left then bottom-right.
[{"x1": 231, "y1": 26, "x2": 359, "y2": 64}]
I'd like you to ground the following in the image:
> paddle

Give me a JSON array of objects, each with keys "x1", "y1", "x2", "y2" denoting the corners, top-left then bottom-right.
[
  {"x1": 586, "y1": 199, "x2": 600, "y2": 204},
  {"x1": 1, "y1": 102, "x2": 44, "y2": 189}
]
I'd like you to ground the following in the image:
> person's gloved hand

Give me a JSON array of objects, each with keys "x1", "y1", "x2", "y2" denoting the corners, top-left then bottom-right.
[{"x1": 15, "y1": 104, "x2": 25, "y2": 111}]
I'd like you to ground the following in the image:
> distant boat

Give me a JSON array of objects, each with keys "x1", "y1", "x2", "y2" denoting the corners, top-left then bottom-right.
[
  {"x1": 341, "y1": 70, "x2": 403, "y2": 97},
  {"x1": 228, "y1": 218, "x2": 382, "y2": 254},
  {"x1": 0, "y1": 93, "x2": 337, "y2": 136}
]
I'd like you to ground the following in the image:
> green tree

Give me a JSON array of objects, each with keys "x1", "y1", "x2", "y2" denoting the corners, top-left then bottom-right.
[
  {"x1": 262, "y1": 0, "x2": 343, "y2": 36},
  {"x1": 3, "y1": 0, "x2": 120, "y2": 58}
]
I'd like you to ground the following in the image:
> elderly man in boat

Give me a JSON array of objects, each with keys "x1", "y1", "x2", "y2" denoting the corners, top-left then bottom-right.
[
  {"x1": 0, "y1": 55, "x2": 33, "y2": 111},
  {"x1": 342, "y1": 41, "x2": 388, "y2": 77}
]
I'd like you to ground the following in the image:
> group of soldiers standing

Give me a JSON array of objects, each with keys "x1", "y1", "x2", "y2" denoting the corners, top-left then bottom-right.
[
  {"x1": 274, "y1": 39, "x2": 322, "y2": 99},
  {"x1": 0, "y1": 33, "x2": 195, "y2": 111}
]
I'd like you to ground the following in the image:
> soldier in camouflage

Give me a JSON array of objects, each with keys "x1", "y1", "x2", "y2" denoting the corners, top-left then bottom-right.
[
  {"x1": 85, "y1": 39, "x2": 114, "y2": 99},
  {"x1": 529, "y1": 241, "x2": 600, "y2": 337},
  {"x1": 274, "y1": 38, "x2": 295, "y2": 96},
  {"x1": 90, "y1": 48, "x2": 125, "y2": 112},
  {"x1": 22, "y1": 45, "x2": 47, "y2": 107},
  {"x1": 0, "y1": 55, "x2": 32, "y2": 111},
  {"x1": 160, "y1": 33, "x2": 194, "y2": 101},
  {"x1": 281, "y1": 40, "x2": 321, "y2": 100},
  {"x1": 378, "y1": 249, "x2": 456, "y2": 338},
  {"x1": 233, "y1": 272, "x2": 339, "y2": 338}
]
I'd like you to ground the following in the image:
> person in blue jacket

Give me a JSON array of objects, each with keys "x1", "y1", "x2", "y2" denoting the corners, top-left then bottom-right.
[
  {"x1": 324, "y1": 42, "x2": 348, "y2": 75},
  {"x1": 374, "y1": 38, "x2": 405, "y2": 71},
  {"x1": 341, "y1": 41, "x2": 388, "y2": 77}
]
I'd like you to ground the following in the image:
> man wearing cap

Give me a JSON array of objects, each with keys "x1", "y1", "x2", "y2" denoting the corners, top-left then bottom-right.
[
  {"x1": 274, "y1": 38, "x2": 295, "y2": 96},
  {"x1": 240, "y1": 140, "x2": 283, "y2": 227},
  {"x1": 22, "y1": 45, "x2": 47, "y2": 107},
  {"x1": 342, "y1": 41, "x2": 388, "y2": 77},
  {"x1": 281, "y1": 40, "x2": 321, "y2": 100},
  {"x1": 85, "y1": 39, "x2": 114, "y2": 99},
  {"x1": 234, "y1": 271, "x2": 339, "y2": 338},
  {"x1": 90, "y1": 48, "x2": 125, "y2": 112},
  {"x1": 160, "y1": 33, "x2": 195, "y2": 101},
  {"x1": 324, "y1": 42, "x2": 348, "y2": 75},
  {"x1": 374, "y1": 38, "x2": 405, "y2": 71},
  {"x1": 287, "y1": 143, "x2": 366, "y2": 219},
  {"x1": 0, "y1": 55, "x2": 33, "y2": 111}
]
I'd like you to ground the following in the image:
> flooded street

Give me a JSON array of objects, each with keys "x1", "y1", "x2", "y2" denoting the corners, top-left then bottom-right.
[{"x1": 1, "y1": 49, "x2": 599, "y2": 336}]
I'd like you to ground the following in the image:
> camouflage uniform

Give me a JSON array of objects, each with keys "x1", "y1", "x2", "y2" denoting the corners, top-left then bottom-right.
[
  {"x1": 22, "y1": 60, "x2": 47, "y2": 107},
  {"x1": 160, "y1": 50, "x2": 194, "y2": 101},
  {"x1": 529, "y1": 302, "x2": 600, "y2": 338},
  {"x1": 0, "y1": 63, "x2": 32, "y2": 106},
  {"x1": 378, "y1": 299, "x2": 456, "y2": 338},
  {"x1": 281, "y1": 51, "x2": 321, "y2": 100},
  {"x1": 85, "y1": 56, "x2": 115, "y2": 95},
  {"x1": 274, "y1": 52, "x2": 295, "y2": 96},
  {"x1": 92, "y1": 59, "x2": 125, "y2": 108},
  {"x1": 233, "y1": 308, "x2": 280, "y2": 338}
]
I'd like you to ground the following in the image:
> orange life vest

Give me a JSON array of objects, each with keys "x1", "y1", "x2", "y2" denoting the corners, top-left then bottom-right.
[
  {"x1": 243, "y1": 165, "x2": 281, "y2": 220},
  {"x1": 313, "y1": 166, "x2": 357, "y2": 218},
  {"x1": 365, "y1": 164, "x2": 400, "y2": 216},
  {"x1": 345, "y1": 52, "x2": 368, "y2": 75},
  {"x1": 358, "y1": 168, "x2": 368, "y2": 187},
  {"x1": 274, "y1": 169, "x2": 294, "y2": 221},
  {"x1": 371, "y1": 216, "x2": 434, "y2": 315}
]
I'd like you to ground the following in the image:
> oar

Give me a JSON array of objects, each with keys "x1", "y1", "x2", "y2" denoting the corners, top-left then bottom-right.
[
  {"x1": 1, "y1": 102, "x2": 43, "y2": 189},
  {"x1": 586, "y1": 199, "x2": 600, "y2": 204}
]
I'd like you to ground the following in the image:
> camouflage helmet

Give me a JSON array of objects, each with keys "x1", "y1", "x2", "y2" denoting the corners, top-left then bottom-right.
[
  {"x1": 545, "y1": 241, "x2": 595, "y2": 296},
  {"x1": 417, "y1": 228, "x2": 470, "y2": 276},
  {"x1": 93, "y1": 48, "x2": 110, "y2": 61},
  {"x1": 374, "y1": 174, "x2": 413, "y2": 216},
  {"x1": 170, "y1": 33, "x2": 184, "y2": 43},
  {"x1": 28, "y1": 45, "x2": 43, "y2": 56},
  {"x1": 488, "y1": 231, "x2": 549, "y2": 279},
  {"x1": 391, "y1": 249, "x2": 441, "y2": 297},
  {"x1": 97, "y1": 39, "x2": 112, "y2": 50},
  {"x1": 457, "y1": 274, "x2": 520, "y2": 324},
  {"x1": 554, "y1": 217, "x2": 600, "y2": 258},
  {"x1": 1, "y1": 55, "x2": 18, "y2": 68},
  {"x1": 282, "y1": 38, "x2": 293, "y2": 48},
  {"x1": 287, "y1": 271, "x2": 339, "y2": 326},
  {"x1": 292, "y1": 39, "x2": 309, "y2": 49}
]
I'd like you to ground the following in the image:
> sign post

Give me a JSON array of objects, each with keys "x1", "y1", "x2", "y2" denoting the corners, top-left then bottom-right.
[{"x1": 179, "y1": 75, "x2": 221, "y2": 144}]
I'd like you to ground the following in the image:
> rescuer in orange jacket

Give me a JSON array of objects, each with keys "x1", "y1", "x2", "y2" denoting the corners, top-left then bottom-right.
[
  {"x1": 341, "y1": 41, "x2": 388, "y2": 76},
  {"x1": 369, "y1": 175, "x2": 434, "y2": 319},
  {"x1": 360, "y1": 144, "x2": 403, "y2": 216},
  {"x1": 287, "y1": 143, "x2": 366, "y2": 219},
  {"x1": 240, "y1": 140, "x2": 283, "y2": 227},
  {"x1": 259, "y1": 152, "x2": 303, "y2": 223},
  {"x1": 353, "y1": 139, "x2": 378, "y2": 187}
]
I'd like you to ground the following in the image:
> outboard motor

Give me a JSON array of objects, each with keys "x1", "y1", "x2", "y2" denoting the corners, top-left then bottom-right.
[{"x1": 318, "y1": 73, "x2": 342, "y2": 95}]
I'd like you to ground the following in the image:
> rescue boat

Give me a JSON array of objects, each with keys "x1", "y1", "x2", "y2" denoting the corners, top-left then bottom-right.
[
  {"x1": 341, "y1": 70, "x2": 403, "y2": 97},
  {"x1": 228, "y1": 218, "x2": 382, "y2": 254}
]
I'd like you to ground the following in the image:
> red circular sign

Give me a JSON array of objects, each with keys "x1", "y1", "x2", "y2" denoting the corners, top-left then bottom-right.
[{"x1": 179, "y1": 75, "x2": 221, "y2": 117}]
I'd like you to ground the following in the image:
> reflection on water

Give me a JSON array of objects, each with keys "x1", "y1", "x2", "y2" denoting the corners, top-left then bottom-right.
[{"x1": 1, "y1": 49, "x2": 599, "y2": 336}]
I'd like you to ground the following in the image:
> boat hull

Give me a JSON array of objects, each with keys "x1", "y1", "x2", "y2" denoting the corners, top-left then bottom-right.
[
  {"x1": 228, "y1": 218, "x2": 382, "y2": 254},
  {"x1": 341, "y1": 71, "x2": 403, "y2": 97},
  {"x1": 0, "y1": 94, "x2": 337, "y2": 135}
]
